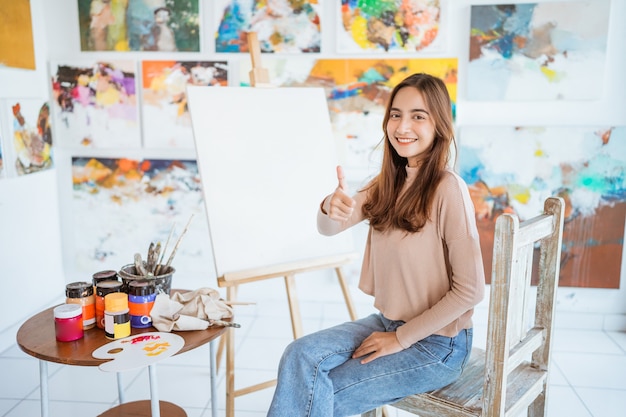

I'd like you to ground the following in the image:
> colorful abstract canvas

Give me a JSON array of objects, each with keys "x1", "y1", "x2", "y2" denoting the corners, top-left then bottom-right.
[
  {"x1": 51, "y1": 61, "x2": 140, "y2": 148},
  {"x1": 70, "y1": 156, "x2": 213, "y2": 278},
  {"x1": 141, "y1": 61, "x2": 229, "y2": 149},
  {"x1": 215, "y1": 0, "x2": 321, "y2": 53},
  {"x1": 8, "y1": 99, "x2": 53, "y2": 176},
  {"x1": 240, "y1": 57, "x2": 457, "y2": 181},
  {"x1": 338, "y1": 0, "x2": 446, "y2": 53},
  {"x1": 0, "y1": 0, "x2": 35, "y2": 69},
  {"x1": 468, "y1": 1, "x2": 610, "y2": 101},
  {"x1": 458, "y1": 126, "x2": 626, "y2": 289},
  {"x1": 77, "y1": 0, "x2": 200, "y2": 52}
]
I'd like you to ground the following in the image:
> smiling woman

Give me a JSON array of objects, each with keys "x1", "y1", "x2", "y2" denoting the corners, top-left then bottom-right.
[{"x1": 268, "y1": 73, "x2": 485, "y2": 417}]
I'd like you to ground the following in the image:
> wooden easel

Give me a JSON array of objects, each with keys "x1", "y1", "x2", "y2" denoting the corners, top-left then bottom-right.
[{"x1": 214, "y1": 32, "x2": 360, "y2": 417}]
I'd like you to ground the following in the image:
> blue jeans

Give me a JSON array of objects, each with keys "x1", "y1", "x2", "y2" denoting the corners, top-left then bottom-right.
[{"x1": 267, "y1": 313, "x2": 472, "y2": 417}]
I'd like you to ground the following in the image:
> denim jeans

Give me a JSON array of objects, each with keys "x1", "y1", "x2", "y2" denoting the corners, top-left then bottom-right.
[{"x1": 267, "y1": 313, "x2": 472, "y2": 417}]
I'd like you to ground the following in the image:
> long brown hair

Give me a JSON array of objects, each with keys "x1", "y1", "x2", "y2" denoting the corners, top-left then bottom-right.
[{"x1": 362, "y1": 73, "x2": 456, "y2": 233}]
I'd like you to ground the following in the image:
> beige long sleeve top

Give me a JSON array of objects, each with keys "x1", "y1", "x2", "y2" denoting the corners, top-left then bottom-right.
[{"x1": 318, "y1": 167, "x2": 485, "y2": 349}]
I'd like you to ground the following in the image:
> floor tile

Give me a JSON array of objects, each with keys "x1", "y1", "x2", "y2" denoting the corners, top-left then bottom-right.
[
  {"x1": 576, "y1": 387, "x2": 626, "y2": 417},
  {"x1": 553, "y1": 351, "x2": 626, "y2": 390}
]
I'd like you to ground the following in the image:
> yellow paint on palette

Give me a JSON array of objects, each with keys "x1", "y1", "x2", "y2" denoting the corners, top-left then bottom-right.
[{"x1": 0, "y1": 0, "x2": 36, "y2": 70}]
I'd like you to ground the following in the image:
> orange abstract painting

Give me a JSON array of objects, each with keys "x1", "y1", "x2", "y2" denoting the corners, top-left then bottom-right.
[{"x1": 0, "y1": 0, "x2": 36, "y2": 70}]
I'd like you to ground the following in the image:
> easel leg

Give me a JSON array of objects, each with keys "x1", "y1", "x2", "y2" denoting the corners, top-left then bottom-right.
[
  {"x1": 335, "y1": 266, "x2": 357, "y2": 320},
  {"x1": 284, "y1": 274, "x2": 303, "y2": 339},
  {"x1": 217, "y1": 286, "x2": 238, "y2": 373},
  {"x1": 225, "y1": 285, "x2": 237, "y2": 417}
]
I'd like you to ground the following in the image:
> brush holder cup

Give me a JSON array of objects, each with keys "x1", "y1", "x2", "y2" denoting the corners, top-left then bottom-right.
[{"x1": 118, "y1": 263, "x2": 174, "y2": 295}]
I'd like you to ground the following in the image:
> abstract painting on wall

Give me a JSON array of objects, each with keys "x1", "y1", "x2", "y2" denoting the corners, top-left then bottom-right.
[
  {"x1": 468, "y1": 1, "x2": 610, "y2": 101},
  {"x1": 458, "y1": 126, "x2": 625, "y2": 289},
  {"x1": 0, "y1": 0, "x2": 35, "y2": 70},
  {"x1": 8, "y1": 99, "x2": 53, "y2": 176},
  {"x1": 215, "y1": 0, "x2": 321, "y2": 53},
  {"x1": 240, "y1": 57, "x2": 457, "y2": 182},
  {"x1": 70, "y1": 156, "x2": 213, "y2": 278},
  {"x1": 141, "y1": 60, "x2": 229, "y2": 149},
  {"x1": 50, "y1": 61, "x2": 140, "y2": 149},
  {"x1": 77, "y1": 0, "x2": 200, "y2": 52},
  {"x1": 337, "y1": 0, "x2": 446, "y2": 53}
]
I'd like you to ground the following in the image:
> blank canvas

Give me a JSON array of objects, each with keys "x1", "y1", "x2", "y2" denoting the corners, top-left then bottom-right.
[{"x1": 187, "y1": 86, "x2": 355, "y2": 277}]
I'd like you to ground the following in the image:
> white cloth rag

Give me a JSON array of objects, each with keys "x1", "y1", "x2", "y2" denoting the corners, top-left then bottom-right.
[{"x1": 150, "y1": 287, "x2": 234, "y2": 332}]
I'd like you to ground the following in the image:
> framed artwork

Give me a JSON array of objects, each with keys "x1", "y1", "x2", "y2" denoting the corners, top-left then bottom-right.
[
  {"x1": 214, "y1": 0, "x2": 321, "y2": 53},
  {"x1": 0, "y1": 0, "x2": 35, "y2": 70},
  {"x1": 141, "y1": 60, "x2": 229, "y2": 149},
  {"x1": 240, "y1": 57, "x2": 458, "y2": 182},
  {"x1": 337, "y1": 0, "x2": 446, "y2": 53},
  {"x1": 468, "y1": 1, "x2": 610, "y2": 101},
  {"x1": 77, "y1": 0, "x2": 200, "y2": 52},
  {"x1": 8, "y1": 99, "x2": 53, "y2": 176},
  {"x1": 50, "y1": 60, "x2": 141, "y2": 149},
  {"x1": 69, "y1": 156, "x2": 213, "y2": 279},
  {"x1": 458, "y1": 126, "x2": 626, "y2": 289}
]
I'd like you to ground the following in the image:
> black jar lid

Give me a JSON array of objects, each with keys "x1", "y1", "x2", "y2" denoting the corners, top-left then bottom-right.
[
  {"x1": 92, "y1": 270, "x2": 118, "y2": 286},
  {"x1": 66, "y1": 281, "x2": 94, "y2": 298},
  {"x1": 96, "y1": 280, "x2": 124, "y2": 297},
  {"x1": 128, "y1": 280, "x2": 156, "y2": 296}
]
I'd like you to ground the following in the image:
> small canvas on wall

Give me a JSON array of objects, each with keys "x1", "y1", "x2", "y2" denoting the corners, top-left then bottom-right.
[
  {"x1": 50, "y1": 60, "x2": 141, "y2": 149},
  {"x1": 141, "y1": 60, "x2": 228, "y2": 149},
  {"x1": 215, "y1": 0, "x2": 321, "y2": 53},
  {"x1": 8, "y1": 99, "x2": 53, "y2": 176},
  {"x1": 468, "y1": 1, "x2": 610, "y2": 101},
  {"x1": 458, "y1": 126, "x2": 626, "y2": 289},
  {"x1": 77, "y1": 0, "x2": 200, "y2": 52},
  {"x1": 0, "y1": 0, "x2": 36, "y2": 70},
  {"x1": 70, "y1": 156, "x2": 213, "y2": 278},
  {"x1": 337, "y1": 0, "x2": 446, "y2": 53}
]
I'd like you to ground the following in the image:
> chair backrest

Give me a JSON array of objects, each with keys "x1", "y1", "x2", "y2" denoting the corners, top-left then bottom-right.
[{"x1": 482, "y1": 196, "x2": 565, "y2": 416}]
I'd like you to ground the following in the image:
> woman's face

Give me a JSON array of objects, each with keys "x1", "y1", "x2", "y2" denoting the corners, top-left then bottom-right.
[{"x1": 386, "y1": 86, "x2": 436, "y2": 168}]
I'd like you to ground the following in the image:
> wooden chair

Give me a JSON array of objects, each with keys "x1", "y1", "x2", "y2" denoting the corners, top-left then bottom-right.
[{"x1": 363, "y1": 196, "x2": 565, "y2": 417}]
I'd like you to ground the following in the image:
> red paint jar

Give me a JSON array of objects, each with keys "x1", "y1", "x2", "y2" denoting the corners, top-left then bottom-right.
[{"x1": 54, "y1": 304, "x2": 84, "y2": 342}]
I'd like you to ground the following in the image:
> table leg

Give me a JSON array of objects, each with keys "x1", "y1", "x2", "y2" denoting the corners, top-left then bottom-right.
[
  {"x1": 116, "y1": 372, "x2": 125, "y2": 404},
  {"x1": 210, "y1": 340, "x2": 217, "y2": 416},
  {"x1": 148, "y1": 364, "x2": 160, "y2": 417},
  {"x1": 39, "y1": 360, "x2": 49, "y2": 417}
]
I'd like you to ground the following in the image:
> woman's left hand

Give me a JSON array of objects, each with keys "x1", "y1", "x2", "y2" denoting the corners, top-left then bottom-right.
[{"x1": 352, "y1": 331, "x2": 403, "y2": 364}]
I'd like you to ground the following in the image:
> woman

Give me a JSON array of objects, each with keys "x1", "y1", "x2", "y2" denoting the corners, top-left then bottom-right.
[{"x1": 267, "y1": 73, "x2": 485, "y2": 417}]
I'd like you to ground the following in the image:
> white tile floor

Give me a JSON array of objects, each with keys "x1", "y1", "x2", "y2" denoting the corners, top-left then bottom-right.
[{"x1": 1, "y1": 272, "x2": 625, "y2": 417}]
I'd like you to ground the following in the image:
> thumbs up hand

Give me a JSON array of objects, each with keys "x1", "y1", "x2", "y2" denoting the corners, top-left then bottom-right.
[{"x1": 324, "y1": 165, "x2": 356, "y2": 222}]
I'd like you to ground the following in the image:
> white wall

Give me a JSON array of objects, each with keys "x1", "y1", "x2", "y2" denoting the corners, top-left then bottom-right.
[
  {"x1": 0, "y1": 0, "x2": 625, "y2": 349},
  {"x1": 0, "y1": 0, "x2": 65, "y2": 352}
]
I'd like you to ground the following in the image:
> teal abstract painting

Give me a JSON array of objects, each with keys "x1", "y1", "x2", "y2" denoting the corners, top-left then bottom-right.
[
  {"x1": 459, "y1": 126, "x2": 625, "y2": 288},
  {"x1": 468, "y1": 1, "x2": 610, "y2": 101}
]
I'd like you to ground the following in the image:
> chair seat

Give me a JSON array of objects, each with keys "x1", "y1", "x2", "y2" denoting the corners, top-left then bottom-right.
[{"x1": 390, "y1": 348, "x2": 549, "y2": 417}]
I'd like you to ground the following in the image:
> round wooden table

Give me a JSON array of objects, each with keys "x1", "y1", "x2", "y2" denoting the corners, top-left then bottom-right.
[{"x1": 17, "y1": 290, "x2": 229, "y2": 417}]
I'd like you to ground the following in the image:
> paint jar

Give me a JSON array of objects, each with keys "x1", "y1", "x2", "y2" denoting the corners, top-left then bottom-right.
[
  {"x1": 92, "y1": 270, "x2": 118, "y2": 290},
  {"x1": 95, "y1": 280, "x2": 124, "y2": 329},
  {"x1": 104, "y1": 292, "x2": 130, "y2": 340},
  {"x1": 65, "y1": 281, "x2": 96, "y2": 330},
  {"x1": 54, "y1": 304, "x2": 84, "y2": 342},
  {"x1": 128, "y1": 280, "x2": 156, "y2": 329}
]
